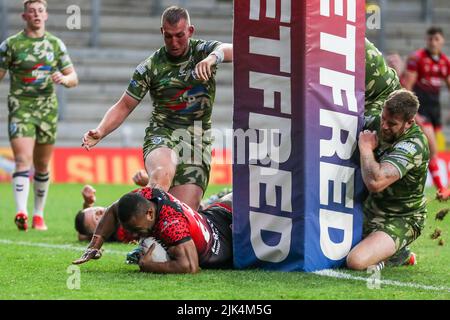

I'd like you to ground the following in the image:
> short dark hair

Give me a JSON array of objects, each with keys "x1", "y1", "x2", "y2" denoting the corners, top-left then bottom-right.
[
  {"x1": 427, "y1": 26, "x2": 444, "y2": 37},
  {"x1": 384, "y1": 89, "x2": 420, "y2": 121},
  {"x1": 117, "y1": 193, "x2": 150, "y2": 223},
  {"x1": 74, "y1": 210, "x2": 90, "y2": 236},
  {"x1": 161, "y1": 6, "x2": 190, "y2": 26}
]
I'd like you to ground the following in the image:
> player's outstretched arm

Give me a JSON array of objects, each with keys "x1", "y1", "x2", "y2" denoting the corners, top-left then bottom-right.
[
  {"x1": 82, "y1": 93, "x2": 140, "y2": 150},
  {"x1": 138, "y1": 239, "x2": 200, "y2": 274},
  {"x1": 72, "y1": 235, "x2": 104, "y2": 264},
  {"x1": 72, "y1": 202, "x2": 120, "y2": 264}
]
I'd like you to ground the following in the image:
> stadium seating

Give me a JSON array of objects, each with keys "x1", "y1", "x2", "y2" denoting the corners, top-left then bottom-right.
[{"x1": 0, "y1": 0, "x2": 233, "y2": 147}]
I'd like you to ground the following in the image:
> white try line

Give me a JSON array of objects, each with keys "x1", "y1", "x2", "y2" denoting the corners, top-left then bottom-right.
[
  {"x1": 314, "y1": 269, "x2": 450, "y2": 293},
  {"x1": 1, "y1": 238, "x2": 449, "y2": 293},
  {"x1": 0, "y1": 239, "x2": 129, "y2": 255}
]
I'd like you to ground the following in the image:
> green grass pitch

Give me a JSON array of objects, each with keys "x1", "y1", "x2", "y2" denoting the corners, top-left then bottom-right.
[{"x1": 0, "y1": 183, "x2": 449, "y2": 300}]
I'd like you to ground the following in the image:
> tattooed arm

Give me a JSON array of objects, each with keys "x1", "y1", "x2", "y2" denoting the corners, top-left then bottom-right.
[{"x1": 359, "y1": 131, "x2": 401, "y2": 193}]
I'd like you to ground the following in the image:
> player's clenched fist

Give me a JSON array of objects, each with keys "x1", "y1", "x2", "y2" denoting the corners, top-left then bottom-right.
[
  {"x1": 82, "y1": 185, "x2": 96, "y2": 205},
  {"x1": 82, "y1": 129, "x2": 103, "y2": 150},
  {"x1": 132, "y1": 169, "x2": 149, "y2": 187},
  {"x1": 358, "y1": 130, "x2": 378, "y2": 152}
]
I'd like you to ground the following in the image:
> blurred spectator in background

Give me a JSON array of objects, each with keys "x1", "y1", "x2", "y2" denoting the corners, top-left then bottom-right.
[
  {"x1": 402, "y1": 26, "x2": 450, "y2": 201},
  {"x1": 386, "y1": 53, "x2": 404, "y2": 78}
]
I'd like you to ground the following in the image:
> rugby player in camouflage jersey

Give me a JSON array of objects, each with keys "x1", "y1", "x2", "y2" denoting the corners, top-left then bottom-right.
[
  {"x1": 82, "y1": 6, "x2": 232, "y2": 211},
  {"x1": 347, "y1": 89, "x2": 429, "y2": 270},
  {"x1": 0, "y1": 0, "x2": 78, "y2": 231}
]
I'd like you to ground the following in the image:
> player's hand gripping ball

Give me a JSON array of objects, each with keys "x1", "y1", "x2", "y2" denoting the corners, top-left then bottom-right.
[{"x1": 125, "y1": 237, "x2": 169, "y2": 264}]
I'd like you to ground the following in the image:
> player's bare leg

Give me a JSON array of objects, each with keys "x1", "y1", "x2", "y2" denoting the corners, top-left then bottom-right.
[
  {"x1": 32, "y1": 143, "x2": 53, "y2": 230},
  {"x1": 346, "y1": 231, "x2": 396, "y2": 270},
  {"x1": 11, "y1": 137, "x2": 34, "y2": 231},
  {"x1": 144, "y1": 147, "x2": 177, "y2": 191},
  {"x1": 169, "y1": 184, "x2": 203, "y2": 211}
]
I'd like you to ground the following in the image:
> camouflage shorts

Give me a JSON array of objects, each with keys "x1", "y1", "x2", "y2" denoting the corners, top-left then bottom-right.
[
  {"x1": 8, "y1": 95, "x2": 58, "y2": 144},
  {"x1": 142, "y1": 124, "x2": 212, "y2": 193},
  {"x1": 363, "y1": 211, "x2": 425, "y2": 252}
]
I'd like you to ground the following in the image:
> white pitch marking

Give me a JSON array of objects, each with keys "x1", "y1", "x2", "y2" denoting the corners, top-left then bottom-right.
[
  {"x1": 314, "y1": 269, "x2": 450, "y2": 293},
  {"x1": 1, "y1": 239, "x2": 449, "y2": 293},
  {"x1": 0, "y1": 239, "x2": 129, "y2": 255}
]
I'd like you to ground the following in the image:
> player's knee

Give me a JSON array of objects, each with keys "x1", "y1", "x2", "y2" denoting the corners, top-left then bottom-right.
[
  {"x1": 14, "y1": 154, "x2": 32, "y2": 170},
  {"x1": 346, "y1": 252, "x2": 369, "y2": 271},
  {"x1": 149, "y1": 166, "x2": 175, "y2": 187}
]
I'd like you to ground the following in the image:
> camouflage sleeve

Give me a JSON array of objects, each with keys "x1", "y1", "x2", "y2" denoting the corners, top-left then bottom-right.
[
  {"x1": 363, "y1": 112, "x2": 381, "y2": 131},
  {"x1": 406, "y1": 52, "x2": 419, "y2": 73},
  {"x1": 56, "y1": 38, "x2": 73, "y2": 71},
  {"x1": 365, "y1": 38, "x2": 401, "y2": 102},
  {"x1": 125, "y1": 59, "x2": 151, "y2": 102},
  {"x1": 0, "y1": 39, "x2": 10, "y2": 71},
  {"x1": 195, "y1": 39, "x2": 222, "y2": 59},
  {"x1": 381, "y1": 141, "x2": 421, "y2": 178}
]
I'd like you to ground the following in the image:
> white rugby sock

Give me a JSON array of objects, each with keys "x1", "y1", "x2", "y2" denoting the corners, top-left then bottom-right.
[
  {"x1": 12, "y1": 170, "x2": 30, "y2": 215},
  {"x1": 33, "y1": 172, "x2": 50, "y2": 217}
]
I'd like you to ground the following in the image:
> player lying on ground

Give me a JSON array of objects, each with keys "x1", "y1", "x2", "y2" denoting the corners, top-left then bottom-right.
[
  {"x1": 347, "y1": 89, "x2": 429, "y2": 270},
  {"x1": 74, "y1": 185, "x2": 138, "y2": 243},
  {"x1": 74, "y1": 170, "x2": 150, "y2": 241},
  {"x1": 75, "y1": 171, "x2": 230, "y2": 241},
  {"x1": 73, "y1": 187, "x2": 233, "y2": 274},
  {"x1": 81, "y1": 6, "x2": 233, "y2": 211}
]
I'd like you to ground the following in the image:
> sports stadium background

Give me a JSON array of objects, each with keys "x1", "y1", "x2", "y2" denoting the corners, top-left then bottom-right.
[{"x1": 0, "y1": 0, "x2": 449, "y2": 186}]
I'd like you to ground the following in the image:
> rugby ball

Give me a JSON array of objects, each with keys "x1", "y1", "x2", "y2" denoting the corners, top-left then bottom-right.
[{"x1": 139, "y1": 237, "x2": 170, "y2": 262}]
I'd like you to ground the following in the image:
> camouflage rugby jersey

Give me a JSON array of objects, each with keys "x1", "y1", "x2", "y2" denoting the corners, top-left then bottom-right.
[
  {"x1": 364, "y1": 114, "x2": 429, "y2": 221},
  {"x1": 126, "y1": 38, "x2": 221, "y2": 131},
  {"x1": 0, "y1": 30, "x2": 73, "y2": 98}
]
